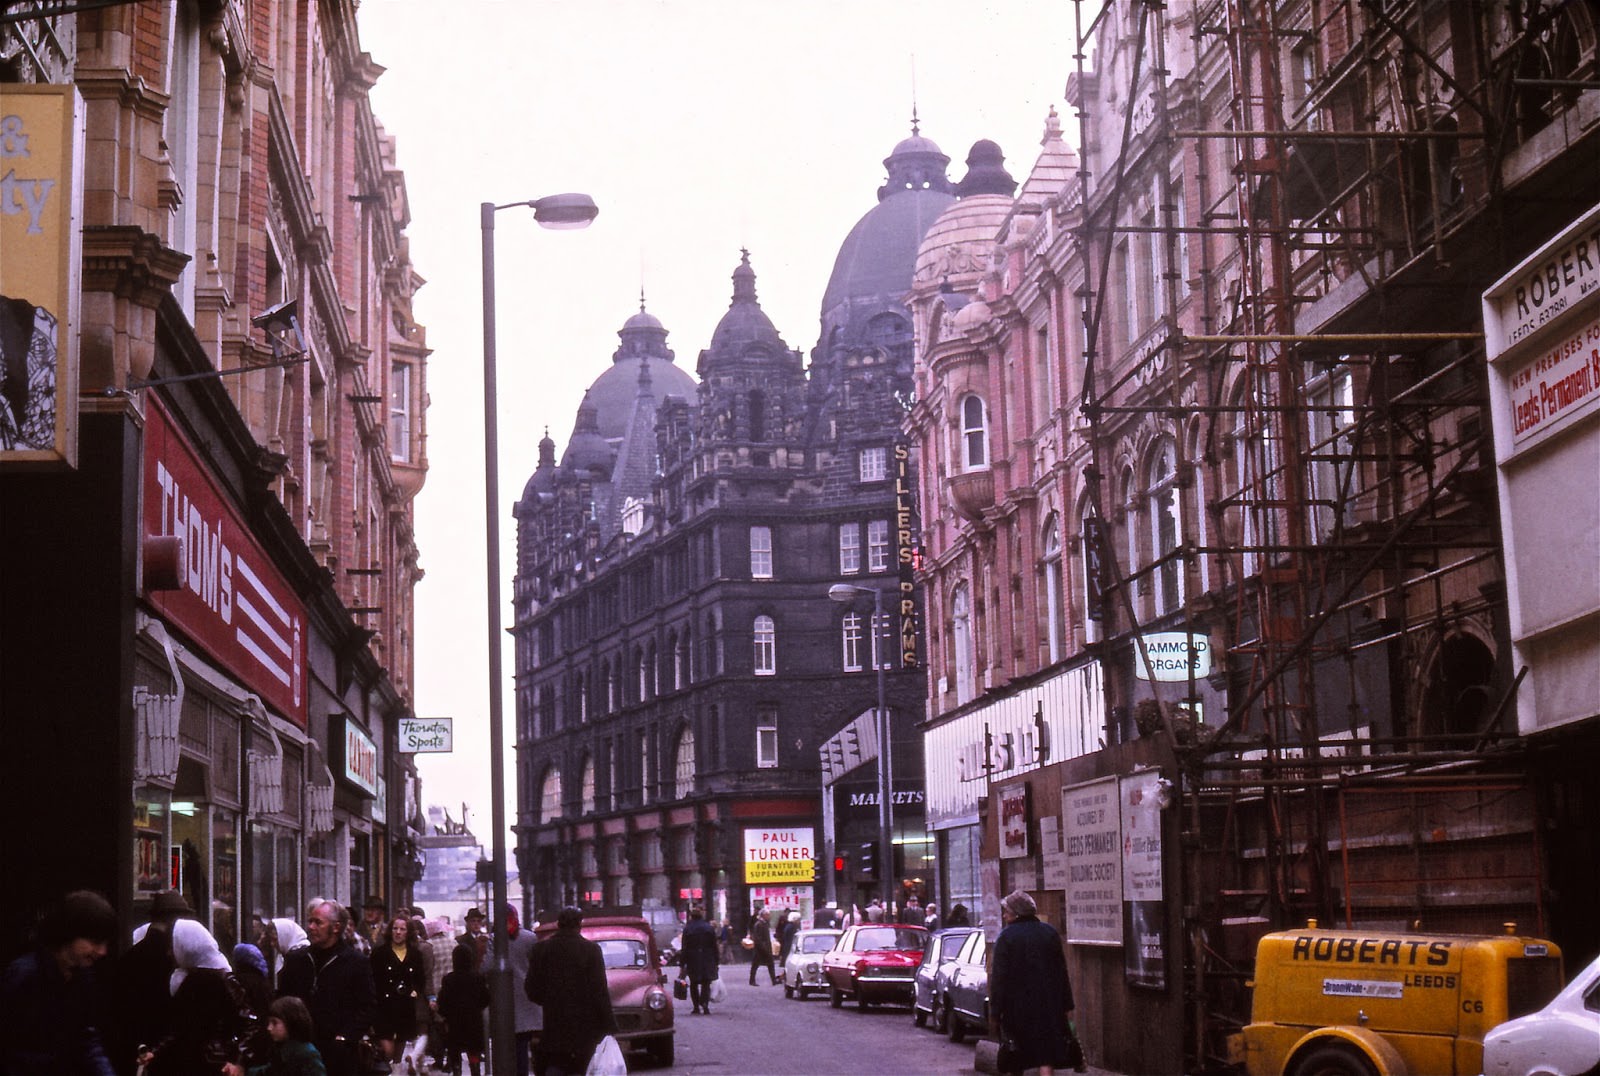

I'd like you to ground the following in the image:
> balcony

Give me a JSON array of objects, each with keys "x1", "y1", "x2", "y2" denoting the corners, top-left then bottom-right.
[{"x1": 946, "y1": 469, "x2": 995, "y2": 522}]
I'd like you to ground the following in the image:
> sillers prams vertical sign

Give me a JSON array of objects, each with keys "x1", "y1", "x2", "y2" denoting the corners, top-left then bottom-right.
[
  {"x1": 143, "y1": 398, "x2": 307, "y2": 726},
  {"x1": 893, "y1": 442, "x2": 919, "y2": 667}
]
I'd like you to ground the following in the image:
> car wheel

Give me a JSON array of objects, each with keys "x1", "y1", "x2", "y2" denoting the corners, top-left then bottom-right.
[
  {"x1": 830, "y1": 983, "x2": 843, "y2": 1008},
  {"x1": 947, "y1": 1008, "x2": 966, "y2": 1043},
  {"x1": 646, "y1": 1034, "x2": 674, "y2": 1067},
  {"x1": 784, "y1": 981, "x2": 794, "y2": 999},
  {"x1": 914, "y1": 1004, "x2": 928, "y2": 1027},
  {"x1": 930, "y1": 994, "x2": 948, "y2": 1033},
  {"x1": 1289, "y1": 1044, "x2": 1377, "y2": 1076},
  {"x1": 859, "y1": 992, "x2": 874, "y2": 1010},
  {"x1": 796, "y1": 985, "x2": 808, "y2": 1000}
]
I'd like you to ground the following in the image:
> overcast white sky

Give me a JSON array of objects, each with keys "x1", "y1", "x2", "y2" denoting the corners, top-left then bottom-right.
[{"x1": 356, "y1": 1, "x2": 1078, "y2": 847}]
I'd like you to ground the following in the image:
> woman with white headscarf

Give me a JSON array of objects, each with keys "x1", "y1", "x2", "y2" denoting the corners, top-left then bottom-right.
[
  {"x1": 144, "y1": 919, "x2": 253, "y2": 1076},
  {"x1": 264, "y1": 917, "x2": 309, "y2": 990}
]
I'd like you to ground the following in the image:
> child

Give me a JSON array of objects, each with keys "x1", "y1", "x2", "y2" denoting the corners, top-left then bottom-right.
[
  {"x1": 221, "y1": 995, "x2": 325, "y2": 1076},
  {"x1": 436, "y1": 943, "x2": 489, "y2": 1076}
]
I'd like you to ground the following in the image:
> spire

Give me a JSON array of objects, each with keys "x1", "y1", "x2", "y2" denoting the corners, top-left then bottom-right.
[
  {"x1": 731, "y1": 248, "x2": 758, "y2": 306},
  {"x1": 1042, "y1": 105, "x2": 1062, "y2": 145}
]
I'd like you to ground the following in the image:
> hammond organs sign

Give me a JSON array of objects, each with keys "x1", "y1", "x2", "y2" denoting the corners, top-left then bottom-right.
[
  {"x1": 1483, "y1": 200, "x2": 1600, "y2": 732},
  {"x1": 142, "y1": 397, "x2": 307, "y2": 727}
]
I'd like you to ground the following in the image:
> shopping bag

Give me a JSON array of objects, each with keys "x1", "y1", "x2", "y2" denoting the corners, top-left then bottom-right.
[
  {"x1": 741, "y1": 932, "x2": 754, "y2": 949},
  {"x1": 586, "y1": 1034, "x2": 627, "y2": 1076},
  {"x1": 673, "y1": 977, "x2": 688, "y2": 1000},
  {"x1": 709, "y1": 976, "x2": 727, "y2": 1003}
]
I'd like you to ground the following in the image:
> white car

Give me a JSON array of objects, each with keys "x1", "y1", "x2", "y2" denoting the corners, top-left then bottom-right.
[
  {"x1": 782, "y1": 928, "x2": 841, "y2": 999},
  {"x1": 1481, "y1": 951, "x2": 1600, "y2": 1076}
]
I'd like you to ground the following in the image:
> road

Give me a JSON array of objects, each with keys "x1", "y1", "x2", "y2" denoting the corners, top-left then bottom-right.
[{"x1": 628, "y1": 971, "x2": 983, "y2": 1075}]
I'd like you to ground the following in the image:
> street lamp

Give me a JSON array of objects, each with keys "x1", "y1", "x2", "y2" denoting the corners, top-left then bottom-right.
[
  {"x1": 828, "y1": 582, "x2": 895, "y2": 910},
  {"x1": 482, "y1": 192, "x2": 597, "y2": 1074}
]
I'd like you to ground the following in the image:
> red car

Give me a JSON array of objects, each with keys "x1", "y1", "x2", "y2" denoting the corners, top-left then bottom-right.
[{"x1": 821, "y1": 923, "x2": 929, "y2": 1009}]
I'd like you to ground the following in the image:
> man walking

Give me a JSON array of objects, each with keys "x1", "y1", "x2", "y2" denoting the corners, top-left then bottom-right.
[
  {"x1": 277, "y1": 899, "x2": 375, "y2": 1076},
  {"x1": 502, "y1": 904, "x2": 542, "y2": 1075},
  {"x1": 746, "y1": 908, "x2": 777, "y2": 986},
  {"x1": 679, "y1": 907, "x2": 719, "y2": 1014},
  {"x1": 524, "y1": 907, "x2": 615, "y2": 1076}
]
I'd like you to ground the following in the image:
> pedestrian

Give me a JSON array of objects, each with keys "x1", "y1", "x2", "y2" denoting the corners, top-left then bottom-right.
[
  {"x1": 436, "y1": 944, "x2": 487, "y2": 1076},
  {"x1": 144, "y1": 918, "x2": 253, "y2": 1076},
  {"x1": 421, "y1": 918, "x2": 455, "y2": 1072},
  {"x1": 359, "y1": 898, "x2": 388, "y2": 953},
  {"x1": 276, "y1": 899, "x2": 375, "y2": 1076},
  {"x1": 946, "y1": 902, "x2": 971, "y2": 927},
  {"x1": 775, "y1": 910, "x2": 800, "y2": 972},
  {"x1": 923, "y1": 902, "x2": 941, "y2": 933},
  {"x1": 265, "y1": 917, "x2": 309, "y2": 992},
  {"x1": 500, "y1": 904, "x2": 542, "y2": 1075},
  {"x1": 989, "y1": 890, "x2": 1078, "y2": 1076},
  {"x1": 678, "y1": 907, "x2": 719, "y2": 1014},
  {"x1": 901, "y1": 894, "x2": 923, "y2": 924},
  {"x1": 231, "y1": 943, "x2": 276, "y2": 1042},
  {"x1": 712, "y1": 919, "x2": 733, "y2": 965},
  {"x1": 864, "y1": 898, "x2": 886, "y2": 923},
  {"x1": 0, "y1": 889, "x2": 117, "y2": 1075},
  {"x1": 455, "y1": 908, "x2": 488, "y2": 971},
  {"x1": 112, "y1": 889, "x2": 191, "y2": 1074},
  {"x1": 746, "y1": 908, "x2": 777, "y2": 986},
  {"x1": 370, "y1": 914, "x2": 426, "y2": 1071},
  {"x1": 222, "y1": 995, "x2": 326, "y2": 1076},
  {"x1": 523, "y1": 907, "x2": 616, "y2": 1076}
]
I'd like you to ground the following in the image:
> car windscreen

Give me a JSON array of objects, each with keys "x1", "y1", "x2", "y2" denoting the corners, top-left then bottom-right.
[
  {"x1": 855, "y1": 927, "x2": 925, "y2": 951},
  {"x1": 597, "y1": 938, "x2": 651, "y2": 969},
  {"x1": 800, "y1": 935, "x2": 837, "y2": 953}
]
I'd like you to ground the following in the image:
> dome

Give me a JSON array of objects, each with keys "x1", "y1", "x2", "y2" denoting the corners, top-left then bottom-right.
[
  {"x1": 707, "y1": 250, "x2": 786, "y2": 359},
  {"x1": 913, "y1": 193, "x2": 1015, "y2": 290},
  {"x1": 952, "y1": 296, "x2": 993, "y2": 332},
  {"x1": 560, "y1": 394, "x2": 615, "y2": 478},
  {"x1": 519, "y1": 431, "x2": 559, "y2": 503},
  {"x1": 580, "y1": 302, "x2": 696, "y2": 443}
]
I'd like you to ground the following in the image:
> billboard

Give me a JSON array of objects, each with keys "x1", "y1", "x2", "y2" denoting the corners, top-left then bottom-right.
[
  {"x1": 1, "y1": 85, "x2": 83, "y2": 467},
  {"x1": 742, "y1": 826, "x2": 816, "y2": 884}
]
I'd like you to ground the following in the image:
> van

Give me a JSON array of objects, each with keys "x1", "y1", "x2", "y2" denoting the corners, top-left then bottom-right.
[{"x1": 1233, "y1": 922, "x2": 1563, "y2": 1076}]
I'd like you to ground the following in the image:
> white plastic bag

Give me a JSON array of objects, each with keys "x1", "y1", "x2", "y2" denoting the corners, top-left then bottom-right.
[
  {"x1": 710, "y1": 975, "x2": 727, "y2": 1003},
  {"x1": 586, "y1": 1034, "x2": 627, "y2": 1076}
]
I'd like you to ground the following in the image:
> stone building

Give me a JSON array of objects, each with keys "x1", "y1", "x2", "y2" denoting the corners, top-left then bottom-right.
[
  {"x1": 0, "y1": 0, "x2": 429, "y2": 972},
  {"x1": 906, "y1": 2, "x2": 1600, "y2": 1072},
  {"x1": 510, "y1": 130, "x2": 958, "y2": 926}
]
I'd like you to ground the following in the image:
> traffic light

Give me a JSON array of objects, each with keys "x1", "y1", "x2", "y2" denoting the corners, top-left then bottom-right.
[
  {"x1": 859, "y1": 841, "x2": 878, "y2": 879},
  {"x1": 833, "y1": 854, "x2": 847, "y2": 874}
]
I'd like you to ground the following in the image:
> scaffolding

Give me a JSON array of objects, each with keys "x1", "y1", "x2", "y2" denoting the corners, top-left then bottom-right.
[{"x1": 1065, "y1": 0, "x2": 1591, "y2": 1068}]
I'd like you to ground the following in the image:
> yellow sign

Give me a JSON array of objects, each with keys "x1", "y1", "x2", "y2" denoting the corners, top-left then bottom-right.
[
  {"x1": 742, "y1": 826, "x2": 816, "y2": 884},
  {"x1": 747, "y1": 859, "x2": 816, "y2": 884},
  {"x1": 1, "y1": 85, "x2": 82, "y2": 467}
]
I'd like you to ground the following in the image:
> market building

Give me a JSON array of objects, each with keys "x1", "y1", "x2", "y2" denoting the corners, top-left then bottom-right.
[
  {"x1": 509, "y1": 130, "x2": 956, "y2": 928},
  {"x1": 0, "y1": 0, "x2": 429, "y2": 963},
  {"x1": 907, "y1": 2, "x2": 1600, "y2": 1073}
]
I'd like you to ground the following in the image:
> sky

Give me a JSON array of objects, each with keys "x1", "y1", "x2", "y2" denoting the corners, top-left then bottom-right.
[{"x1": 355, "y1": 0, "x2": 1079, "y2": 848}]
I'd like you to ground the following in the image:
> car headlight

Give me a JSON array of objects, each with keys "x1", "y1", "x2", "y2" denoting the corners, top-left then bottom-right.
[
  {"x1": 805, "y1": 961, "x2": 819, "y2": 976},
  {"x1": 646, "y1": 989, "x2": 669, "y2": 1011}
]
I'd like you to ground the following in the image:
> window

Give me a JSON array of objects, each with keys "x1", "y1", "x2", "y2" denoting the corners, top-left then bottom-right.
[
  {"x1": 749, "y1": 526, "x2": 773, "y2": 579},
  {"x1": 867, "y1": 520, "x2": 890, "y2": 573},
  {"x1": 839, "y1": 523, "x2": 861, "y2": 574},
  {"x1": 960, "y1": 395, "x2": 988, "y2": 470},
  {"x1": 575, "y1": 671, "x2": 588, "y2": 724},
  {"x1": 756, "y1": 705, "x2": 778, "y2": 768},
  {"x1": 390, "y1": 361, "x2": 412, "y2": 462},
  {"x1": 1042, "y1": 514, "x2": 1064, "y2": 663},
  {"x1": 1306, "y1": 365, "x2": 1356, "y2": 540},
  {"x1": 748, "y1": 390, "x2": 766, "y2": 442},
  {"x1": 859, "y1": 447, "x2": 887, "y2": 482},
  {"x1": 673, "y1": 727, "x2": 695, "y2": 799},
  {"x1": 636, "y1": 647, "x2": 649, "y2": 701},
  {"x1": 605, "y1": 658, "x2": 617, "y2": 713},
  {"x1": 639, "y1": 732, "x2": 652, "y2": 805},
  {"x1": 670, "y1": 631, "x2": 685, "y2": 691},
  {"x1": 1147, "y1": 440, "x2": 1184, "y2": 615},
  {"x1": 842, "y1": 613, "x2": 864, "y2": 672},
  {"x1": 753, "y1": 616, "x2": 776, "y2": 676},
  {"x1": 539, "y1": 766, "x2": 563, "y2": 824},
  {"x1": 952, "y1": 584, "x2": 974, "y2": 704},
  {"x1": 580, "y1": 755, "x2": 595, "y2": 815},
  {"x1": 870, "y1": 610, "x2": 892, "y2": 670}
]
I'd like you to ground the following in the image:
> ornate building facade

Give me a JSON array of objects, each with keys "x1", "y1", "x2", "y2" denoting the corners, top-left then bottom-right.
[
  {"x1": 907, "y1": 2, "x2": 1600, "y2": 1072},
  {"x1": 1, "y1": 0, "x2": 429, "y2": 973}
]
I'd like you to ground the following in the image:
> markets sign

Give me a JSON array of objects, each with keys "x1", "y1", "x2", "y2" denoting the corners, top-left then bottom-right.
[
  {"x1": 743, "y1": 827, "x2": 815, "y2": 884},
  {"x1": 397, "y1": 717, "x2": 452, "y2": 753},
  {"x1": 1133, "y1": 632, "x2": 1212, "y2": 682}
]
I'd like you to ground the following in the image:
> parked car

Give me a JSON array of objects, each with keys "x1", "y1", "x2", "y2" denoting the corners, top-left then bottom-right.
[
  {"x1": 533, "y1": 914, "x2": 675, "y2": 1066},
  {"x1": 939, "y1": 929, "x2": 990, "y2": 1043},
  {"x1": 822, "y1": 923, "x2": 928, "y2": 1009},
  {"x1": 1481, "y1": 950, "x2": 1600, "y2": 1076},
  {"x1": 783, "y1": 927, "x2": 842, "y2": 999},
  {"x1": 913, "y1": 927, "x2": 978, "y2": 1028}
]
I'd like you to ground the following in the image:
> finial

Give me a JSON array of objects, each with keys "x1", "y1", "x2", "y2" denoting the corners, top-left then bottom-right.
[
  {"x1": 911, "y1": 104, "x2": 920, "y2": 137},
  {"x1": 1042, "y1": 105, "x2": 1062, "y2": 145},
  {"x1": 639, "y1": 288, "x2": 647, "y2": 313}
]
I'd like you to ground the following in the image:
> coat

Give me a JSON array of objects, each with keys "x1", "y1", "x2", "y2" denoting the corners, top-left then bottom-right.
[
  {"x1": 369, "y1": 943, "x2": 426, "y2": 1039},
  {"x1": 989, "y1": 915, "x2": 1075, "y2": 1071},
  {"x1": 748, "y1": 917, "x2": 773, "y2": 963},
  {"x1": 679, "y1": 919, "x2": 719, "y2": 983},
  {"x1": 0, "y1": 948, "x2": 115, "y2": 1076},
  {"x1": 436, "y1": 970, "x2": 488, "y2": 1053},
  {"x1": 276, "y1": 941, "x2": 375, "y2": 1058},
  {"x1": 146, "y1": 967, "x2": 250, "y2": 1076},
  {"x1": 523, "y1": 929, "x2": 615, "y2": 1062},
  {"x1": 502, "y1": 927, "x2": 542, "y2": 1034},
  {"x1": 244, "y1": 1038, "x2": 327, "y2": 1076}
]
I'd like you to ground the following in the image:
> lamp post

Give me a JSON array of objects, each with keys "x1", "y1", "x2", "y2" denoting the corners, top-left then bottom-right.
[
  {"x1": 828, "y1": 582, "x2": 894, "y2": 910},
  {"x1": 482, "y1": 193, "x2": 597, "y2": 1074}
]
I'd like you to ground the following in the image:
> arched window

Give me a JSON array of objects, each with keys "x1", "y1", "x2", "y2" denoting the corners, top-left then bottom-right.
[
  {"x1": 1147, "y1": 440, "x2": 1184, "y2": 615},
  {"x1": 575, "y1": 670, "x2": 588, "y2": 724},
  {"x1": 673, "y1": 727, "x2": 696, "y2": 800},
  {"x1": 952, "y1": 584, "x2": 974, "y2": 704},
  {"x1": 1042, "y1": 513, "x2": 1065, "y2": 663},
  {"x1": 1076, "y1": 500, "x2": 1103, "y2": 645},
  {"x1": 604, "y1": 657, "x2": 617, "y2": 713},
  {"x1": 539, "y1": 765, "x2": 564, "y2": 824},
  {"x1": 960, "y1": 395, "x2": 988, "y2": 471},
  {"x1": 646, "y1": 641, "x2": 658, "y2": 698},
  {"x1": 579, "y1": 755, "x2": 596, "y2": 815},
  {"x1": 635, "y1": 646, "x2": 648, "y2": 701},
  {"x1": 842, "y1": 612, "x2": 864, "y2": 672},
  {"x1": 753, "y1": 615, "x2": 776, "y2": 676},
  {"x1": 1420, "y1": 634, "x2": 1496, "y2": 738},
  {"x1": 670, "y1": 630, "x2": 685, "y2": 691},
  {"x1": 1306, "y1": 363, "x2": 1356, "y2": 541}
]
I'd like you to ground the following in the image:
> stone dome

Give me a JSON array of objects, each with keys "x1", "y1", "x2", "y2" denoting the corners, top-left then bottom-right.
[
  {"x1": 579, "y1": 302, "x2": 696, "y2": 443},
  {"x1": 912, "y1": 193, "x2": 1015, "y2": 291},
  {"x1": 560, "y1": 394, "x2": 615, "y2": 478},
  {"x1": 707, "y1": 250, "x2": 786, "y2": 359}
]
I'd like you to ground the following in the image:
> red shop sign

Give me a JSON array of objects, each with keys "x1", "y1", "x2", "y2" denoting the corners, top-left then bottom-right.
[{"x1": 142, "y1": 398, "x2": 307, "y2": 727}]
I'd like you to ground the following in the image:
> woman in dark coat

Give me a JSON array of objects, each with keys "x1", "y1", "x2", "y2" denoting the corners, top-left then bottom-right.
[
  {"x1": 370, "y1": 915, "x2": 427, "y2": 1067},
  {"x1": 146, "y1": 920, "x2": 252, "y2": 1076},
  {"x1": 989, "y1": 890, "x2": 1076, "y2": 1076},
  {"x1": 679, "y1": 907, "x2": 720, "y2": 1014}
]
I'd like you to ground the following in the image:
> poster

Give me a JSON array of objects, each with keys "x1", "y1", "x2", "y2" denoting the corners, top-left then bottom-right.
[
  {"x1": 1121, "y1": 770, "x2": 1168, "y2": 987},
  {"x1": 1063, "y1": 777, "x2": 1122, "y2": 945}
]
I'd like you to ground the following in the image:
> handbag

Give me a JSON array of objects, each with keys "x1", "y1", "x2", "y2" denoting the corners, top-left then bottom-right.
[
  {"x1": 770, "y1": 935, "x2": 782, "y2": 956},
  {"x1": 586, "y1": 1034, "x2": 627, "y2": 1076},
  {"x1": 996, "y1": 1036, "x2": 1022, "y2": 1076},
  {"x1": 1065, "y1": 1021, "x2": 1088, "y2": 1073},
  {"x1": 672, "y1": 976, "x2": 688, "y2": 1000},
  {"x1": 740, "y1": 933, "x2": 754, "y2": 950}
]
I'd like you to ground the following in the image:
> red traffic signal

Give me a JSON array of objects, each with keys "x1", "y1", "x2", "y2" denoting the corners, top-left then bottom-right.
[{"x1": 833, "y1": 855, "x2": 847, "y2": 873}]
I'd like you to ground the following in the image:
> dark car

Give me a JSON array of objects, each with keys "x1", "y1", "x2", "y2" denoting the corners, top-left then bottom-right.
[
  {"x1": 913, "y1": 927, "x2": 978, "y2": 1028},
  {"x1": 821, "y1": 923, "x2": 928, "y2": 1010},
  {"x1": 532, "y1": 914, "x2": 674, "y2": 1065},
  {"x1": 937, "y1": 928, "x2": 989, "y2": 1042}
]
